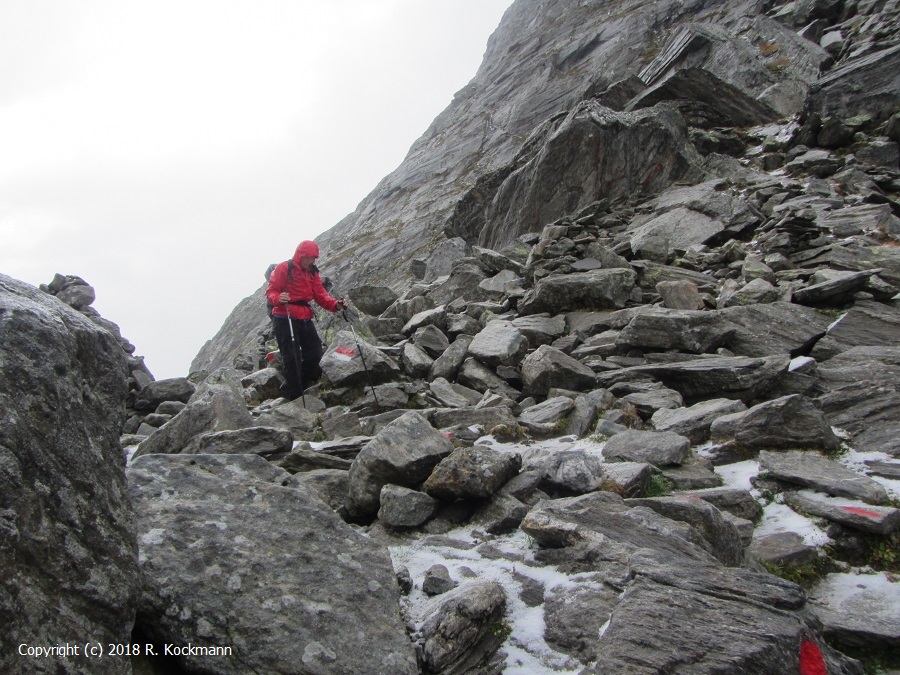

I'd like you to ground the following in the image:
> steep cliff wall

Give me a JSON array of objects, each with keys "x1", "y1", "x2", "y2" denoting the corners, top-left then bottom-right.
[{"x1": 314, "y1": 0, "x2": 820, "y2": 291}]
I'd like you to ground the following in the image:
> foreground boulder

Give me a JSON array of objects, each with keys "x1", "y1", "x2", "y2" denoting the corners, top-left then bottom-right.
[
  {"x1": 0, "y1": 274, "x2": 138, "y2": 675},
  {"x1": 414, "y1": 581, "x2": 507, "y2": 674},
  {"x1": 346, "y1": 411, "x2": 454, "y2": 518},
  {"x1": 128, "y1": 454, "x2": 417, "y2": 674}
]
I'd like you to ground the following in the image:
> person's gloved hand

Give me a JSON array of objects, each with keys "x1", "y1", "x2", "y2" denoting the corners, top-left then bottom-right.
[{"x1": 336, "y1": 298, "x2": 349, "y2": 310}]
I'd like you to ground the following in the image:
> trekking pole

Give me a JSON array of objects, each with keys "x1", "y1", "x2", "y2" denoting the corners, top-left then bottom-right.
[
  {"x1": 342, "y1": 306, "x2": 379, "y2": 408},
  {"x1": 284, "y1": 301, "x2": 306, "y2": 408}
]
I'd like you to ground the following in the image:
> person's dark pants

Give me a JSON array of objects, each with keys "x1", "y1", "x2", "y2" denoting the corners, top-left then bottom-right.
[{"x1": 272, "y1": 316, "x2": 324, "y2": 400}]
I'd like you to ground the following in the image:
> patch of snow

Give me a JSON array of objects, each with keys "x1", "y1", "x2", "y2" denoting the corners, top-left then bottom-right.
[
  {"x1": 808, "y1": 570, "x2": 899, "y2": 606},
  {"x1": 789, "y1": 356, "x2": 814, "y2": 371},
  {"x1": 753, "y1": 498, "x2": 830, "y2": 547},
  {"x1": 390, "y1": 524, "x2": 584, "y2": 673},
  {"x1": 125, "y1": 443, "x2": 141, "y2": 463},
  {"x1": 714, "y1": 460, "x2": 760, "y2": 492},
  {"x1": 837, "y1": 447, "x2": 900, "y2": 499}
]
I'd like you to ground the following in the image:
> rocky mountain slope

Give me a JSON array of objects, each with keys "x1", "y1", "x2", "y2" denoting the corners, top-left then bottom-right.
[{"x1": 2, "y1": 0, "x2": 899, "y2": 672}]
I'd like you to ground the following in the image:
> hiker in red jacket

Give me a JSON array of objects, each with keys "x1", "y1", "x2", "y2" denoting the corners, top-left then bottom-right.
[{"x1": 266, "y1": 240, "x2": 347, "y2": 400}]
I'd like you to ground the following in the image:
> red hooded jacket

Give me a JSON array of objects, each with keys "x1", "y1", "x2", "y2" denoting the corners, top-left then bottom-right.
[{"x1": 266, "y1": 241, "x2": 340, "y2": 320}]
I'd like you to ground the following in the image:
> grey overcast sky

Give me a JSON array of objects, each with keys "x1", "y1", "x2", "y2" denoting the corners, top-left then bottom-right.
[{"x1": 0, "y1": 0, "x2": 513, "y2": 379}]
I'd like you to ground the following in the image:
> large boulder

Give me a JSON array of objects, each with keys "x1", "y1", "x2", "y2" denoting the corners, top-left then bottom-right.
[
  {"x1": 346, "y1": 411, "x2": 454, "y2": 518},
  {"x1": 467, "y1": 320, "x2": 529, "y2": 368},
  {"x1": 423, "y1": 447, "x2": 522, "y2": 501},
  {"x1": 320, "y1": 330, "x2": 401, "y2": 387},
  {"x1": 133, "y1": 371, "x2": 253, "y2": 458},
  {"x1": 520, "y1": 345, "x2": 597, "y2": 396},
  {"x1": 0, "y1": 274, "x2": 138, "y2": 674},
  {"x1": 710, "y1": 395, "x2": 839, "y2": 452},
  {"x1": 519, "y1": 268, "x2": 637, "y2": 315},
  {"x1": 128, "y1": 454, "x2": 417, "y2": 674},
  {"x1": 415, "y1": 581, "x2": 507, "y2": 674},
  {"x1": 603, "y1": 430, "x2": 691, "y2": 467},
  {"x1": 718, "y1": 302, "x2": 832, "y2": 357},
  {"x1": 616, "y1": 307, "x2": 735, "y2": 354}
]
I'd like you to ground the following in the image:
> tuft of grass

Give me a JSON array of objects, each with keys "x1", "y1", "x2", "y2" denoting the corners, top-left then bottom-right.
[
  {"x1": 645, "y1": 475, "x2": 674, "y2": 498},
  {"x1": 488, "y1": 620, "x2": 512, "y2": 642},
  {"x1": 758, "y1": 41, "x2": 780, "y2": 56},
  {"x1": 869, "y1": 537, "x2": 899, "y2": 572},
  {"x1": 761, "y1": 558, "x2": 827, "y2": 587}
]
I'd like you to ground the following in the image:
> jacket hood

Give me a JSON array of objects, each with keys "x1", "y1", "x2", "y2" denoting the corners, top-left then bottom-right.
[{"x1": 293, "y1": 240, "x2": 320, "y2": 264}]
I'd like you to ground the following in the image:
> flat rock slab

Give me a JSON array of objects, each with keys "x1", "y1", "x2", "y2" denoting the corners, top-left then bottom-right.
[
  {"x1": 597, "y1": 355, "x2": 789, "y2": 403},
  {"x1": 809, "y1": 573, "x2": 900, "y2": 650},
  {"x1": 676, "y1": 486, "x2": 762, "y2": 522},
  {"x1": 784, "y1": 491, "x2": 900, "y2": 535},
  {"x1": 651, "y1": 397, "x2": 748, "y2": 444},
  {"x1": 128, "y1": 453, "x2": 417, "y2": 674},
  {"x1": 719, "y1": 302, "x2": 831, "y2": 358},
  {"x1": 759, "y1": 450, "x2": 889, "y2": 505},
  {"x1": 589, "y1": 577, "x2": 833, "y2": 674},
  {"x1": 603, "y1": 429, "x2": 691, "y2": 467},
  {"x1": 750, "y1": 532, "x2": 818, "y2": 567}
]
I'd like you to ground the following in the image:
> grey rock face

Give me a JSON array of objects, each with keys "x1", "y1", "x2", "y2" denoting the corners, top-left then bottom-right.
[
  {"x1": 511, "y1": 314, "x2": 566, "y2": 346},
  {"x1": 589, "y1": 577, "x2": 824, "y2": 674},
  {"x1": 536, "y1": 449, "x2": 607, "y2": 495},
  {"x1": 466, "y1": 102, "x2": 704, "y2": 249},
  {"x1": 0, "y1": 274, "x2": 138, "y2": 675},
  {"x1": 710, "y1": 394, "x2": 839, "y2": 452},
  {"x1": 784, "y1": 492, "x2": 900, "y2": 535},
  {"x1": 522, "y1": 491, "x2": 721, "y2": 565},
  {"x1": 598, "y1": 355, "x2": 790, "y2": 403},
  {"x1": 128, "y1": 454, "x2": 417, "y2": 674},
  {"x1": 190, "y1": 283, "x2": 271, "y2": 376},
  {"x1": 544, "y1": 581, "x2": 620, "y2": 662},
  {"x1": 656, "y1": 279, "x2": 705, "y2": 310},
  {"x1": 625, "y1": 496, "x2": 744, "y2": 566},
  {"x1": 805, "y1": 44, "x2": 900, "y2": 124},
  {"x1": 134, "y1": 376, "x2": 196, "y2": 411},
  {"x1": 254, "y1": 398, "x2": 319, "y2": 439},
  {"x1": 677, "y1": 486, "x2": 763, "y2": 522},
  {"x1": 348, "y1": 285, "x2": 398, "y2": 316},
  {"x1": 719, "y1": 302, "x2": 832, "y2": 357},
  {"x1": 816, "y1": 346, "x2": 900, "y2": 455},
  {"x1": 751, "y1": 532, "x2": 818, "y2": 567},
  {"x1": 346, "y1": 411, "x2": 454, "y2": 518},
  {"x1": 518, "y1": 396, "x2": 576, "y2": 435},
  {"x1": 429, "y1": 334, "x2": 474, "y2": 381}
]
